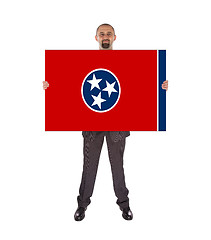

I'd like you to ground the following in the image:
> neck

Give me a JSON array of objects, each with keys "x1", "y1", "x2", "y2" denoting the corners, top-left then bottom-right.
[{"x1": 99, "y1": 47, "x2": 113, "y2": 50}]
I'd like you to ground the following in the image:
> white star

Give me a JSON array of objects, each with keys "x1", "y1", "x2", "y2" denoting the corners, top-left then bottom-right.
[
  {"x1": 102, "y1": 81, "x2": 117, "y2": 97},
  {"x1": 91, "y1": 92, "x2": 106, "y2": 109},
  {"x1": 87, "y1": 74, "x2": 102, "y2": 91}
]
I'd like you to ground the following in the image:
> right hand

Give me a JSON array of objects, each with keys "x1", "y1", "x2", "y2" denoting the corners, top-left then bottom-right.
[{"x1": 43, "y1": 81, "x2": 49, "y2": 90}]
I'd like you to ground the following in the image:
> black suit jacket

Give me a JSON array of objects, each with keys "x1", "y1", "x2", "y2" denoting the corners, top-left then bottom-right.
[{"x1": 82, "y1": 131, "x2": 130, "y2": 142}]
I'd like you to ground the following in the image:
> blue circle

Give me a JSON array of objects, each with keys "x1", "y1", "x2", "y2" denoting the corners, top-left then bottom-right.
[{"x1": 81, "y1": 68, "x2": 121, "y2": 112}]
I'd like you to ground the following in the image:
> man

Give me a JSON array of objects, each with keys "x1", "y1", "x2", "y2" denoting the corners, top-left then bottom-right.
[{"x1": 43, "y1": 23, "x2": 168, "y2": 221}]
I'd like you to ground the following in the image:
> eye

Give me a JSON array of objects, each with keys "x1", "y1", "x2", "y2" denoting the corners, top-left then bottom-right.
[{"x1": 100, "y1": 33, "x2": 104, "y2": 37}]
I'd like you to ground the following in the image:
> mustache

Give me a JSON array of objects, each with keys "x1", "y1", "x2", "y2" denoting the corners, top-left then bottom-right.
[{"x1": 102, "y1": 39, "x2": 110, "y2": 42}]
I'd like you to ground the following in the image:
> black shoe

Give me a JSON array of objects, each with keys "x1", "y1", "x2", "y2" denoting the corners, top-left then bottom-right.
[
  {"x1": 121, "y1": 207, "x2": 133, "y2": 220},
  {"x1": 74, "y1": 207, "x2": 86, "y2": 221}
]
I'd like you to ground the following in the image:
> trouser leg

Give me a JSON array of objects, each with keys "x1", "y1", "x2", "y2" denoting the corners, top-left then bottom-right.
[
  {"x1": 77, "y1": 132, "x2": 105, "y2": 208},
  {"x1": 106, "y1": 133, "x2": 129, "y2": 209}
]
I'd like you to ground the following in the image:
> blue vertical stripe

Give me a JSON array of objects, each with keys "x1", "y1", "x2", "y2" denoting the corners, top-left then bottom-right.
[{"x1": 159, "y1": 50, "x2": 166, "y2": 131}]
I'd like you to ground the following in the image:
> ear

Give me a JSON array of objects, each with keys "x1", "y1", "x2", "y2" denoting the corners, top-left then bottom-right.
[
  {"x1": 95, "y1": 35, "x2": 98, "y2": 41},
  {"x1": 114, "y1": 35, "x2": 116, "y2": 41}
]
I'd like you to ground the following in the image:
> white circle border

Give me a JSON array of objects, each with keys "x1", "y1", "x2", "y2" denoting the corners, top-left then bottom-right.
[{"x1": 81, "y1": 68, "x2": 121, "y2": 113}]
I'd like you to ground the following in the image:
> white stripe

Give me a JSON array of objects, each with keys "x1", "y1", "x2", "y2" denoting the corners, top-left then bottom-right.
[{"x1": 157, "y1": 50, "x2": 159, "y2": 131}]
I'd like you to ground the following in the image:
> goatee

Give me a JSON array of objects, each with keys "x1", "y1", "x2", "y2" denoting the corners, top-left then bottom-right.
[{"x1": 102, "y1": 43, "x2": 110, "y2": 49}]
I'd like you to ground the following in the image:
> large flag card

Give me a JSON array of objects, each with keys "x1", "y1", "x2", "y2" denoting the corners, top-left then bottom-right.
[{"x1": 45, "y1": 50, "x2": 166, "y2": 131}]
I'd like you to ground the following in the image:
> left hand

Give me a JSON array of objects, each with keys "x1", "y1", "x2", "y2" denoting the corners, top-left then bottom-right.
[{"x1": 162, "y1": 80, "x2": 168, "y2": 91}]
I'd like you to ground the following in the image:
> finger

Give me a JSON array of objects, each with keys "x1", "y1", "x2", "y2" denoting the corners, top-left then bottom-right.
[{"x1": 162, "y1": 85, "x2": 167, "y2": 90}]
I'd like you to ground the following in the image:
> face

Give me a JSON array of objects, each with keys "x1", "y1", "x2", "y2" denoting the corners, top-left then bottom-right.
[{"x1": 95, "y1": 25, "x2": 116, "y2": 50}]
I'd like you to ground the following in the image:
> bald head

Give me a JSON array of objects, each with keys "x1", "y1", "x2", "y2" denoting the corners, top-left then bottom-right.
[{"x1": 96, "y1": 23, "x2": 115, "y2": 36}]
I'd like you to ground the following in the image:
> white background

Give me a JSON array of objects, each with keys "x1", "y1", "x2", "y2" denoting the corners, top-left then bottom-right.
[{"x1": 0, "y1": 0, "x2": 211, "y2": 239}]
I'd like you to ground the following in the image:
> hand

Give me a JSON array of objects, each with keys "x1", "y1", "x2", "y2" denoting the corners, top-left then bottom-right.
[
  {"x1": 43, "y1": 81, "x2": 49, "y2": 90},
  {"x1": 162, "y1": 80, "x2": 168, "y2": 91}
]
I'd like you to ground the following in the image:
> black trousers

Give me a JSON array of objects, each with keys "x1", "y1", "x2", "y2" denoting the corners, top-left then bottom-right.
[{"x1": 77, "y1": 131, "x2": 129, "y2": 209}]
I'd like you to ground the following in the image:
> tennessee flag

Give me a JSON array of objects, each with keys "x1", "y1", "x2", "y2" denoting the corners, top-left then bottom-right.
[{"x1": 45, "y1": 50, "x2": 166, "y2": 131}]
